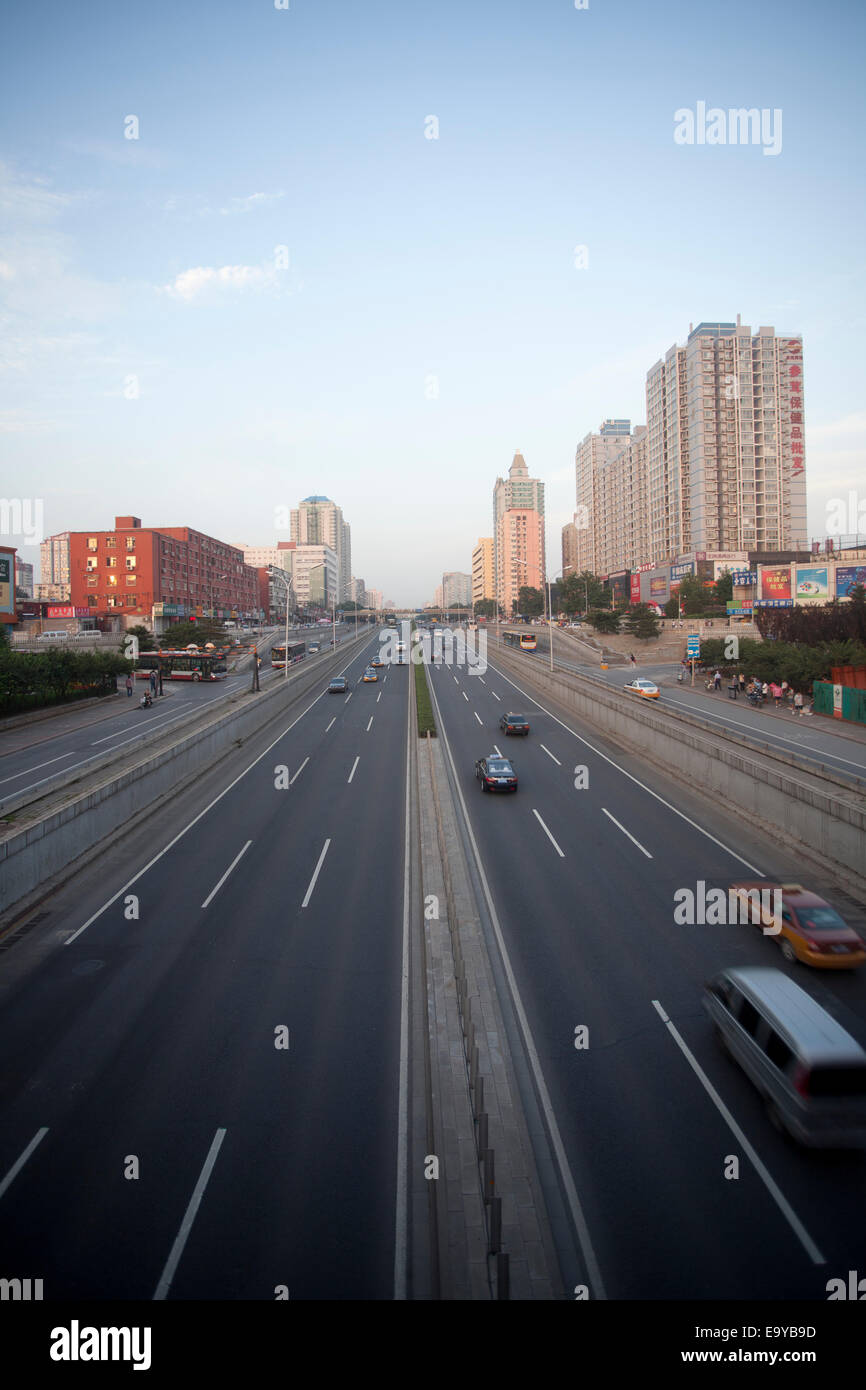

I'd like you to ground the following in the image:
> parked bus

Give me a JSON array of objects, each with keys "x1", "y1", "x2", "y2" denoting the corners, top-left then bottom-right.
[
  {"x1": 271, "y1": 641, "x2": 306, "y2": 669},
  {"x1": 503, "y1": 630, "x2": 537, "y2": 652},
  {"x1": 136, "y1": 649, "x2": 229, "y2": 681}
]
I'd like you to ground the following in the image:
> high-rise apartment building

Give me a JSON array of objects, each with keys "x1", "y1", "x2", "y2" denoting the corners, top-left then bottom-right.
[
  {"x1": 594, "y1": 426, "x2": 650, "y2": 576},
  {"x1": 290, "y1": 497, "x2": 352, "y2": 602},
  {"x1": 367, "y1": 588, "x2": 383, "y2": 612},
  {"x1": 442, "y1": 571, "x2": 472, "y2": 608},
  {"x1": 645, "y1": 319, "x2": 807, "y2": 559},
  {"x1": 290, "y1": 545, "x2": 338, "y2": 610},
  {"x1": 471, "y1": 538, "x2": 495, "y2": 605},
  {"x1": 573, "y1": 421, "x2": 634, "y2": 575},
  {"x1": 493, "y1": 452, "x2": 545, "y2": 617},
  {"x1": 15, "y1": 558, "x2": 34, "y2": 597},
  {"x1": 40, "y1": 532, "x2": 71, "y2": 588}
]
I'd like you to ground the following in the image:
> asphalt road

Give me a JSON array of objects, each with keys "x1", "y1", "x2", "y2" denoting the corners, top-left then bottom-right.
[
  {"x1": 515, "y1": 631, "x2": 866, "y2": 787},
  {"x1": 427, "y1": 638, "x2": 866, "y2": 1299},
  {"x1": 0, "y1": 625, "x2": 362, "y2": 808},
  {"x1": 0, "y1": 628, "x2": 408, "y2": 1299}
]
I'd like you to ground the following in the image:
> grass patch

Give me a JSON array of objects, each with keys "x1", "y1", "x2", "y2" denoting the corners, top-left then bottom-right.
[{"x1": 414, "y1": 658, "x2": 437, "y2": 737}]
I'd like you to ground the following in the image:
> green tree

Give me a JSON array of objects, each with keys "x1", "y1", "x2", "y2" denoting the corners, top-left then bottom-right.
[
  {"x1": 713, "y1": 569, "x2": 733, "y2": 606},
  {"x1": 517, "y1": 586, "x2": 544, "y2": 617},
  {"x1": 474, "y1": 598, "x2": 497, "y2": 619},
  {"x1": 677, "y1": 574, "x2": 706, "y2": 615},
  {"x1": 624, "y1": 603, "x2": 660, "y2": 640},
  {"x1": 587, "y1": 609, "x2": 621, "y2": 634},
  {"x1": 126, "y1": 623, "x2": 156, "y2": 652},
  {"x1": 663, "y1": 596, "x2": 679, "y2": 619}
]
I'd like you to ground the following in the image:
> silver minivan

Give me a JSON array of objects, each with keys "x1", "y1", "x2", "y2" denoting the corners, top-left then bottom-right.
[{"x1": 703, "y1": 966, "x2": 866, "y2": 1147}]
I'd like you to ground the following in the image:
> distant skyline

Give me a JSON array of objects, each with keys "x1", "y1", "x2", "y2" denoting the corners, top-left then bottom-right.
[{"x1": 3, "y1": 0, "x2": 864, "y2": 603}]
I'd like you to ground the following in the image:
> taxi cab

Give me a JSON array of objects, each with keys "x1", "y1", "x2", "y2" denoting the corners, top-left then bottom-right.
[
  {"x1": 729, "y1": 882, "x2": 866, "y2": 969},
  {"x1": 623, "y1": 678, "x2": 660, "y2": 700},
  {"x1": 362, "y1": 666, "x2": 378, "y2": 682}
]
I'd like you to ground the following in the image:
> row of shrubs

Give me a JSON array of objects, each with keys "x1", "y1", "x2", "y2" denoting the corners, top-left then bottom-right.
[
  {"x1": 0, "y1": 646, "x2": 131, "y2": 717},
  {"x1": 696, "y1": 636, "x2": 866, "y2": 689}
]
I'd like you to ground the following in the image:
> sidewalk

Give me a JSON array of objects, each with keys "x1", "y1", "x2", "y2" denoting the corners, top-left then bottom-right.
[{"x1": 678, "y1": 680, "x2": 866, "y2": 746}]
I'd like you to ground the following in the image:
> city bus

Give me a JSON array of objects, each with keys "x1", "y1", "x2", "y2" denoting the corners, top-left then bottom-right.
[
  {"x1": 136, "y1": 650, "x2": 229, "y2": 681},
  {"x1": 503, "y1": 630, "x2": 537, "y2": 651},
  {"x1": 271, "y1": 641, "x2": 306, "y2": 669}
]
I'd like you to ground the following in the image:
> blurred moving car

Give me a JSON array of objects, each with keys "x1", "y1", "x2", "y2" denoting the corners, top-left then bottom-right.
[
  {"x1": 328, "y1": 677, "x2": 348, "y2": 694},
  {"x1": 474, "y1": 755, "x2": 518, "y2": 792},
  {"x1": 729, "y1": 882, "x2": 866, "y2": 969},
  {"x1": 623, "y1": 678, "x2": 660, "y2": 699},
  {"x1": 499, "y1": 713, "x2": 530, "y2": 736}
]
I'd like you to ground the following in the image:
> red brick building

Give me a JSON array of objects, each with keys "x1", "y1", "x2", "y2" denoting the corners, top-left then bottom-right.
[{"x1": 68, "y1": 516, "x2": 259, "y2": 624}]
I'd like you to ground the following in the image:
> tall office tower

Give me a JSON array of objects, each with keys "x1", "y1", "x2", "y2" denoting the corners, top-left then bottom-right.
[
  {"x1": 573, "y1": 420, "x2": 634, "y2": 576},
  {"x1": 492, "y1": 452, "x2": 545, "y2": 617},
  {"x1": 562, "y1": 520, "x2": 579, "y2": 580},
  {"x1": 290, "y1": 496, "x2": 352, "y2": 602},
  {"x1": 645, "y1": 319, "x2": 807, "y2": 560},
  {"x1": 471, "y1": 538, "x2": 495, "y2": 605}
]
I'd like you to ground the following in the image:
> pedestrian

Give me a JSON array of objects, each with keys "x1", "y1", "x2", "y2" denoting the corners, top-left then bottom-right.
[
  {"x1": 738, "y1": 673, "x2": 745, "y2": 693},
  {"x1": 630, "y1": 652, "x2": 636, "y2": 666},
  {"x1": 713, "y1": 669, "x2": 721, "y2": 691},
  {"x1": 793, "y1": 691, "x2": 804, "y2": 716},
  {"x1": 771, "y1": 682, "x2": 782, "y2": 708},
  {"x1": 125, "y1": 673, "x2": 133, "y2": 697},
  {"x1": 728, "y1": 676, "x2": 738, "y2": 699},
  {"x1": 781, "y1": 680, "x2": 788, "y2": 703},
  {"x1": 761, "y1": 681, "x2": 769, "y2": 702},
  {"x1": 150, "y1": 669, "x2": 157, "y2": 695}
]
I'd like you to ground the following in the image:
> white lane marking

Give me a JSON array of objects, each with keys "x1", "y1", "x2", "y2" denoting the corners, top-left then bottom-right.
[
  {"x1": 90, "y1": 707, "x2": 187, "y2": 744},
  {"x1": 532, "y1": 808, "x2": 565, "y2": 857},
  {"x1": 491, "y1": 691, "x2": 501, "y2": 701},
  {"x1": 601, "y1": 807, "x2": 653, "y2": 859},
  {"x1": 474, "y1": 712, "x2": 483, "y2": 725},
  {"x1": 348, "y1": 756, "x2": 360, "y2": 784},
  {"x1": 201, "y1": 840, "x2": 252, "y2": 908},
  {"x1": 377, "y1": 690, "x2": 382, "y2": 702},
  {"x1": 325, "y1": 717, "x2": 336, "y2": 731},
  {"x1": 488, "y1": 659, "x2": 764, "y2": 874},
  {"x1": 462, "y1": 692, "x2": 469, "y2": 702},
  {"x1": 668, "y1": 697, "x2": 866, "y2": 773},
  {"x1": 425, "y1": 673, "x2": 607, "y2": 1298},
  {"x1": 0, "y1": 1128, "x2": 49, "y2": 1201},
  {"x1": 493, "y1": 744, "x2": 503, "y2": 757},
  {"x1": 344, "y1": 692, "x2": 353, "y2": 703},
  {"x1": 302, "y1": 838, "x2": 331, "y2": 907},
  {"x1": 540, "y1": 743, "x2": 561, "y2": 766},
  {"x1": 478, "y1": 677, "x2": 486, "y2": 685},
  {"x1": 453, "y1": 675, "x2": 459, "y2": 684},
  {"x1": 153, "y1": 1128, "x2": 227, "y2": 1299},
  {"x1": 289, "y1": 757, "x2": 309, "y2": 785},
  {"x1": 67, "y1": 685, "x2": 332, "y2": 944},
  {"x1": 366, "y1": 716, "x2": 374, "y2": 732},
  {"x1": 652, "y1": 1000, "x2": 825, "y2": 1264},
  {"x1": 0, "y1": 751, "x2": 74, "y2": 786},
  {"x1": 394, "y1": 666, "x2": 412, "y2": 1299}
]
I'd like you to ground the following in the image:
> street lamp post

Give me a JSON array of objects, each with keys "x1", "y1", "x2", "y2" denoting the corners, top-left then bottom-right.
[{"x1": 544, "y1": 569, "x2": 565, "y2": 672}]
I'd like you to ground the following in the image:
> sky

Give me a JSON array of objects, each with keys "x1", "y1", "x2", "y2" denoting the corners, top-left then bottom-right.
[{"x1": 2, "y1": 0, "x2": 865, "y2": 605}]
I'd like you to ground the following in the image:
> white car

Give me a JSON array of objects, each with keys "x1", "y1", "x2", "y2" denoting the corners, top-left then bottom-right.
[{"x1": 623, "y1": 678, "x2": 660, "y2": 700}]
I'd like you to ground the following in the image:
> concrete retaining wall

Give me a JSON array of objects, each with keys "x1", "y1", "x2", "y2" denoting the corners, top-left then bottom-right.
[{"x1": 494, "y1": 647, "x2": 866, "y2": 884}]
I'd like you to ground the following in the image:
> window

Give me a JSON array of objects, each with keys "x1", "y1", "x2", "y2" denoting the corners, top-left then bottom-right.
[
  {"x1": 764, "y1": 1031, "x2": 793, "y2": 1071},
  {"x1": 126, "y1": 557, "x2": 136, "y2": 570},
  {"x1": 736, "y1": 998, "x2": 761, "y2": 1037},
  {"x1": 87, "y1": 537, "x2": 98, "y2": 550},
  {"x1": 126, "y1": 537, "x2": 136, "y2": 550},
  {"x1": 107, "y1": 556, "x2": 116, "y2": 568},
  {"x1": 106, "y1": 536, "x2": 116, "y2": 548}
]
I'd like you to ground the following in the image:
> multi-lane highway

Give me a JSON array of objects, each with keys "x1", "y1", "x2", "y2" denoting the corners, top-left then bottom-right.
[
  {"x1": 0, "y1": 625, "x2": 358, "y2": 810},
  {"x1": 427, "y1": 637, "x2": 866, "y2": 1299},
  {"x1": 1, "y1": 624, "x2": 865, "y2": 1301},
  {"x1": 0, "y1": 629, "x2": 408, "y2": 1298}
]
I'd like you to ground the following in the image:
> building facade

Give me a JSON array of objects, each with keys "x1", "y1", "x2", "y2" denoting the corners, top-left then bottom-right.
[
  {"x1": 493, "y1": 452, "x2": 545, "y2": 617},
  {"x1": 40, "y1": 532, "x2": 71, "y2": 588},
  {"x1": 442, "y1": 571, "x2": 472, "y2": 608},
  {"x1": 290, "y1": 544, "x2": 338, "y2": 611},
  {"x1": 471, "y1": 538, "x2": 495, "y2": 606},
  {"x1": 290, "y1": 497, "x2": 351, "y2": 602},
  {"x1": 14, "y1": 558, "x2": 34, "y2": 597}
]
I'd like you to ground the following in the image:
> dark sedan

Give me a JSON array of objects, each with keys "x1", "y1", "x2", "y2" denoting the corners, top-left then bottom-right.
[
  {"x1": 474, "y1": 755, "x2": 518, "y2": 792},
  {"x1": 499, "y1": 712, "x2": 530, "y2": 735},
  {"x1": 328, "y1": 677, "x2": 348, "y2": 694}
]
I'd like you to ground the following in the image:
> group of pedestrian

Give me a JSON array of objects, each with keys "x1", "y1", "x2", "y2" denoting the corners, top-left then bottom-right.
[
  {"x1": 125, "y1": 670, "x2": 158, "y2": 699},
  {"x1": 700, "y1": 670, "x2": 811, "y2": 716}
]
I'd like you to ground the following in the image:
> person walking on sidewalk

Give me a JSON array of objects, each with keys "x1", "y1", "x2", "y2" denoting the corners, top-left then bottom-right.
[
  {"x1": 125, "y1": 673, "x2": 133, "y2": 697},
  {"x1": 793, "y1": 690, "x2": 804, "y2": 716},
  {"x1": 149, "y1": 669, "x2": 157, "y2": 695},
  {"x1": 713, "y1": 669, "x2": 722, "y2": 691}
]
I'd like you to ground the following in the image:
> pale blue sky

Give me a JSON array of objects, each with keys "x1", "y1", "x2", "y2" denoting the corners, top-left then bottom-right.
[{"x1": 2, "y1": 0, "x2": 864, "y2": 603}]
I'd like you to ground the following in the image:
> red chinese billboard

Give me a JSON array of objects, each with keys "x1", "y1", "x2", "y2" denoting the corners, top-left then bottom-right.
[
  {"x1": 629, "y1": 573, "x2": 641, "y2": 604},
  {"x1": 760, "y1": 567, "x2": 792, "y2": 602}
]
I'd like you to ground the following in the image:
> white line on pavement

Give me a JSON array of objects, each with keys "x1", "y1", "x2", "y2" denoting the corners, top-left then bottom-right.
[
  {"x1": 325, "y1": 717, "x2": 336, "y2": 731},
  {"x1": 601, "y1": 807, "x2": 652, "y2": 858},
  {"x1": 366, "y1": 716, "x2": 374, "y2": 731},
  {"x1": 540, "y1": 743, "x2": 561, "y2": 766},
  {"x1": 0, "y1": 751, "x2": 74, "y2": 786},
  {"x1": 302, "y1": 838, "x2": 331, "y2": 907},
  {"x1": 474, "y1": 712, "x2": 483, "y2": 725},
  {"x1": 348, "y1": 755, "x2": 360, "y2": 783},
  {"x1": 153, "y1": 1128, "x2": 227, "y2": 1299},
  {"x1": 532, "y1": 808, "x2": 565, "y2": 857},
  {"x1": 462, "y1": 692, "x2": 469, "y2": 702},
  {"x1": 0, "y1": 1128, "x2": 49, "y2": 1201},
  {"x1": 493, "y1": 744, "x2": 503, "y2": 757},
  {"x1": 344, "y1": 691, "x2": 353, "y2": 703},
  {"x1": 201, "y1": 840, "x2": 252, "y2": 908},
  {"x1": 394, "y1": 666, "x2": 412, "y2": 1298},
  {"x1": 491, "y1": 691, "x2": 500, "y2": 701},
  {"x1": 377, "y1": 690, "x2": 382, "y2": 702},
  {"x1": 290, "y1": 757, "x2": 309, "y2": 785},
  {"x1": 652, "y1": 1000, "x2": 825, "y2": 1264}
]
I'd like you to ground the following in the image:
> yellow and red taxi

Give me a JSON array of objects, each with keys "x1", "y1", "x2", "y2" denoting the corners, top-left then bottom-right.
[
  {"x1": 729, "y1": 881, "x2": 866, "y2": 969},
  {"x1": 623, "y1": 678, "x2": 660, "y2": 700},
  {"x1": 362, "y1": 666, "x2": 378, "y2": 682}
]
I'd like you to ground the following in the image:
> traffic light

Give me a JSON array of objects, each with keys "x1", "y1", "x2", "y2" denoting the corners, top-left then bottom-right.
[{"x1": 189, "y1": 615, "x2": 196, "y2": 624}]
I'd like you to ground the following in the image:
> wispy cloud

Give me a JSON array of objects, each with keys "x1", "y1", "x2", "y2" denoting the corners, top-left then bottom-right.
[{"x1": 161, "y1": 263, "x2": 279, "y2": 300}]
